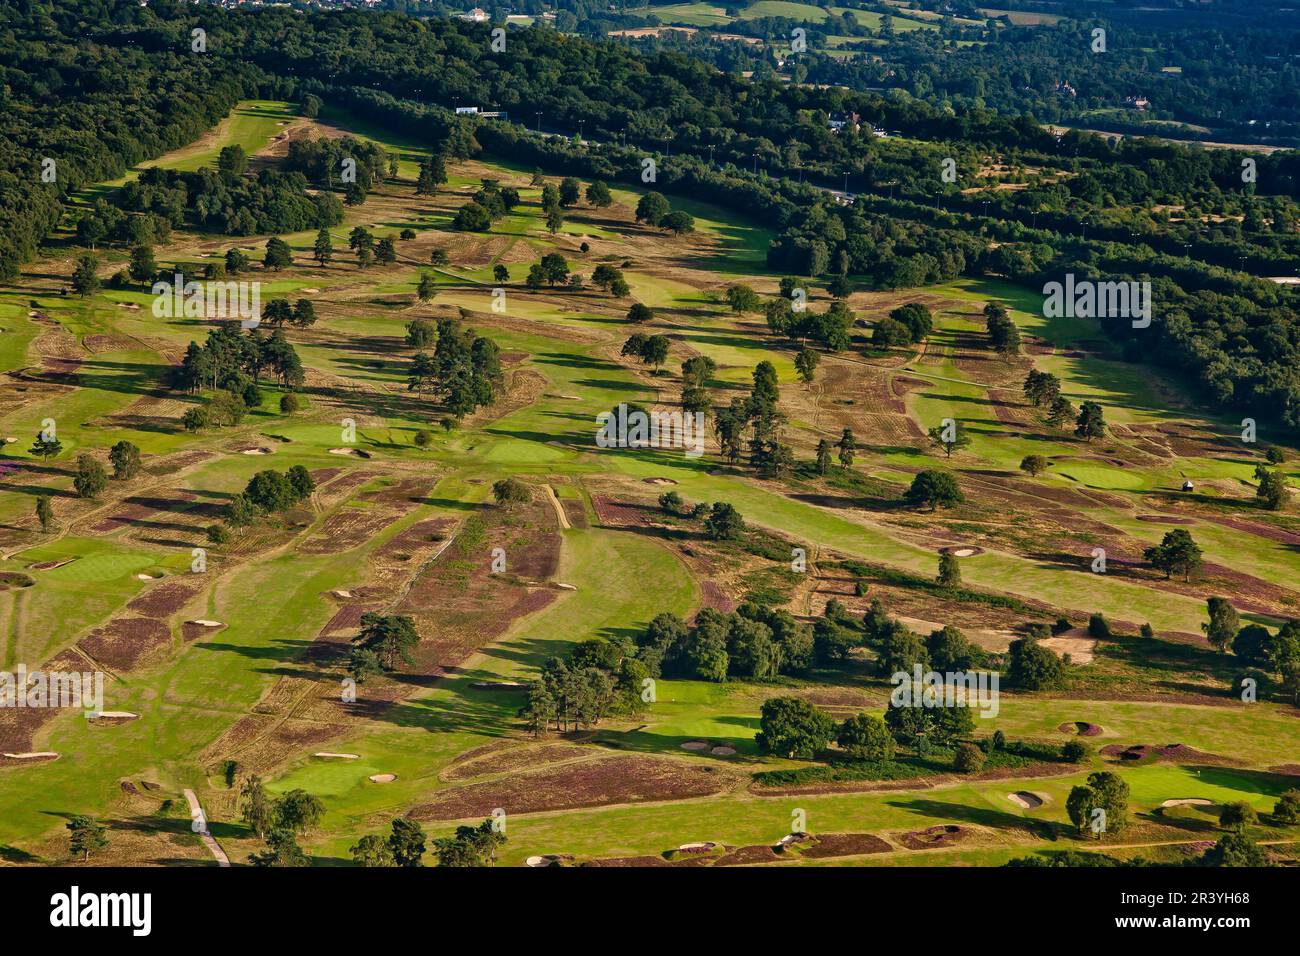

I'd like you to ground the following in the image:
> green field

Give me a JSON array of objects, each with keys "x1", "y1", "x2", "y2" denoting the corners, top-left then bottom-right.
[{"x1": 3, "y1": 97, "x2": 1298, "y2": 872}]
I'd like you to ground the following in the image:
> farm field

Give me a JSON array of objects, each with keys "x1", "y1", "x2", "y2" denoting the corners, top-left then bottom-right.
[{"x1": 2, "y1": 96, "x2": 1299, "y2": 875}]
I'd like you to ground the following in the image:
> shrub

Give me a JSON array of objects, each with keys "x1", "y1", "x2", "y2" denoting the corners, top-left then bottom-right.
[
  {"x1": 1220, "y1": 801, "x2": 1257, "y2": 830},
  {"x1": 1061, "y1": 740, "x2": 1089, "y2": 763},
  {"x1": 953, "y1": 743, "x2": 986, "y2": 773}
]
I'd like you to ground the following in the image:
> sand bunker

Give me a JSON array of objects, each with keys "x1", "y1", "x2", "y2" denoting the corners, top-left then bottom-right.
[
  {"x1": 300, "y1": 287, "x2": 321, "y2": 294},
  {"x1": 680, "y1": 741, "x2": 709, "y2": 751},
  {"x1": 3, "y1": 752, "x2": 59, "y2": 760},
  {"x1": 940, "y1": 544, "x2": 985, "y2": 556},
  {"x1": 333, "y1": 590, "x2": 354, "y2": 599},
  {"x1": 525, "y1": 853, "x2": 574, "y2": 867},
  {"x1": 329, "y1": 447, "x2": 372, "y2": 458},
  {"x1": 135, "y1": 571, "x2": 164, "y2": 581},
  {"x1": 32, "y1": 557, "x2": 77, "y2": 571},
  {"x1": 241, "y1": 447, "x2": 274, "y2": 456},
  {"x1": 313, "y1": 752, "x2": 359, "y2": 759},
  {"x1": 1058, "y1": 721, "x2": 1103, "y2": 736},
  {"x1": 1007, "y1": 791, "x2": 1046, "y2": 809},
  {"x1": 546, "y1": 394, "x2": 582, "y2": 401},
  {"x1": 1039, "y1": 628, "x2": 1098, "y2": 664},
  {"x1": 710, "y1": 745, "x2": 737, "y2": 756},
  {"x1": 677, "y1": 841, "x2": 716, "y2": 852},
  {"x1": 643, "y1": 477, "x2": 677, "y2": 486},
  {"x1": 1161, "y1": 798, "x2": 1213, "y2": 808},
  {"x1": 368, "y1": 773, "x2": 396, "y2": 783},
  {"x1": 470, "y1": 681, "x2": 529, "y2": 690},
  {"x1": 555, "y1": 583, "x2": 577, "y2": 591},
  {"x1": 187, "y1": 619, "x2": 224, "y2": 628},
  {"x1": 90, "y1": 711, "x2": 138, "y2": 720}
]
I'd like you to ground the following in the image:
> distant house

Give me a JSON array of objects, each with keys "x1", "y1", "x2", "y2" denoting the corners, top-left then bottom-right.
[
  {"x1": 451, "y1": 106, "x2": 509, "y2": 121},
  {"x1": 1124, "y1": 95, "x2": 1151, "y2": 111},
  {"x1": 459, "y1": 7, "x2": 490, "y2": 22}
]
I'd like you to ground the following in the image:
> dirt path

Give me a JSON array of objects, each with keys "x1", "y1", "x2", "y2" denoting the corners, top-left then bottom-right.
[
  {"x1": 183, "y1": 788, "x2": 230, "y2": 867},
  {"x1": 544, "y1": 485, "x2": 571, "y2": 530}
]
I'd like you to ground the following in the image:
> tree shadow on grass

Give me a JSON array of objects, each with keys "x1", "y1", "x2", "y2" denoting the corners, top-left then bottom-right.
[{"x1": 886, "y1": 796, "x2": 1068, "y2": 841}]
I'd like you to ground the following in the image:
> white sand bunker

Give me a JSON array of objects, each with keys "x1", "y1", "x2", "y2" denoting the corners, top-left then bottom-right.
[
  {"x1": 3, "y1": 752, "x2": 59, "y2": 760},
  {"x1": 329, "y1": 447, "x2": 371, "y2": 458},
  {"x1": 313, "y1": 752, "x2": 359, "y2": 759},
  {"x1": 680, "y1": 741, "x2": 709, "y2": 751},
  {"x1": 135, "y1": 572, "x2": 164, "y2": 581},
  {"x1": 333, "y1": 590, "x2": 353, "y2": 599},
  {"x1": 677, "y1": 841, "x2": 716, "y2": 852},
  {"x1": 1162, "y1": 798, "x2": 1213, "y2": 808},
  {"x1": 1007, "y1": 791, "x2": 1046, "y2": 809},
  {"x1": 644, "y1": 477, "x2": 677, "y2": 486},
  {"x1": 188, "y1": 620, "x2": 224, "y2": 627},
  {"x1": 951, "y1": 548, "x2": 977, "y2": 557},
  {"x1": 241, "y1": 447, "x2": 274, "y2": 456},
  {"x1": 470, "y1": 681, "x2": 528, "y2": 690},
  {"x1": 300, "y1": 287, "x2": 321, "y2": 294},
  {"x1": 90, "y1": 711, "x2": 138, "y2": 719},
  {"x1": 555, "y1": 583, "x2": 577, "y2": 591},
  {"x1": 368, "y1": 773, "x2": 396, "y2": 783},
  {"x1": 710, "y1": 745, "x2": 737, "y2": 756}
]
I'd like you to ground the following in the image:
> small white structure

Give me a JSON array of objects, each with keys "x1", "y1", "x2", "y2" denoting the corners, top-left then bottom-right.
[
  {"x1": 459, "y1": 8, "x2": 490, "y2": 22},
  {"x1": 1182, "y1": 480, "x2": 1194, "y2": 491}
]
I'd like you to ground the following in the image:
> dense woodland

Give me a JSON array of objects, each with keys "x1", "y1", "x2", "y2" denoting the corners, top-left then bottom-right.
[{"x1": 6, "y1": 0, "x2": 1300, "y2": 425}]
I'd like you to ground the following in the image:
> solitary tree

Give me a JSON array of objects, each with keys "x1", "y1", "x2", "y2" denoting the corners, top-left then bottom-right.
[
  {"x1": 795, "y1": 348, "x2": 819, "y2": 385},
  {"x1": 937, "y1": 552, "x2": 962, "y2": 588},
  {"x1": 1203, "y1": 597, "x2": 1240, "y2": 653},
  {"x1": 905, "y1": 470, "x2": 964, "y2": 511},
  {"x1": 836, "y1": 428, "x2": 856, "y2": 468},
  {"x1": 1143, "y1": 528, "x2": 1203, "y2": 582},
  {"x1": 66, "y1": 815, "x2": 108, "y2": 863},
  {"x1": 73, "y1": 454, "x2": 108, "y2": 500},
  {"x1": 35, "y1": 495, "x2": 53, "y2": 532},
  {"x1": 703, "y1": 502, "x2": 745, "y2": 540},
  {"x1": 108, "y1": 440, "x2": 141, "y2": 480},
  {"x1": 1020, "y1": 454, "x2": 1049, "y2": 477},
  {"x1": 313, "y1": 228, "x2": 333, "y2": 266},
  {"x1": 72, "y1": 254, "x2": 101, "y2": 295},
  {"x1": 815, "y1": 439, "x2": 832, "y2": 475},
  {"x1": 263, "y1": 237, "x2": 293, "y2": 271},
  {"x1": 1074, "y1": 401, "x2": 1106, "y2": 441},
  {"x1": 928, "y1": 420, "x2": 971, "y2": 458},
  {"x1": 492, "y1": 478, "x2": 532, "y2": 508}
]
